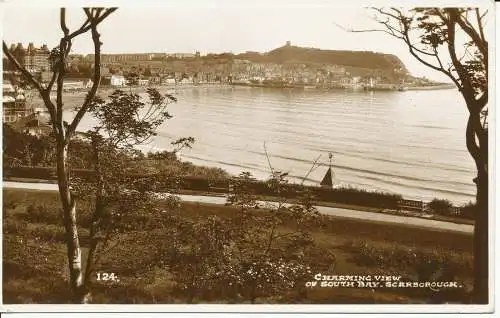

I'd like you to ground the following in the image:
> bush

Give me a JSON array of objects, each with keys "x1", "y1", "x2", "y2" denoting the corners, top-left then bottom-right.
[
  {"x1": 428, "y1": 198, "x2": 453, "y2": 216},
  {"x1": 343, "y1": 241, "x2": 472, "y2": 280},
  {"x1": 33, "y1": 224, "x2": 67, "y2": 243},
  {"x1": 460, "y1": 201, "x2": 476, "y2": 220},
  {"x1": 4, "y1": 219, "x2": 29, "y2": 234},
  {"x1": 25, "y1": 204, "x2": 62, "y2": 224},
  {"x1": 313, "y1": 186, "x2": 402, "y2": 209}
]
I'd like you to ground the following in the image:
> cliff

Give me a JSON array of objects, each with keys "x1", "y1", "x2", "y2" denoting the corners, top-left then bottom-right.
[{"x1": 236, "y1": 44, "x2": 408, "y2": 74}]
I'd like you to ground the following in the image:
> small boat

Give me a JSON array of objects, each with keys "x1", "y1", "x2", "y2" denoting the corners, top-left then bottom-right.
[{"x1": 320, "y1": 152, "x2": 334, "y2": 188}]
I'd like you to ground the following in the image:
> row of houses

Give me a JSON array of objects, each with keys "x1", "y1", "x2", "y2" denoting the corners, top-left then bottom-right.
[
  {"x1": 3, "y1": 42, "x2": 51, "y2": 73},
  {"x1": 2, "y1": 79, "x2": 52, "y2": 135},
  {"x1": 84, "y1": 52, "x2": 199, "y2": 63},
  {"x1": 3, "y1": 80, "x2": 29, "y2": 124}
]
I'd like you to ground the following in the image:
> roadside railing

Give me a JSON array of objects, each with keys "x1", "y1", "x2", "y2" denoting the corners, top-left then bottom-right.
[{"x1": 3, "y1": 166, "x2": 465, "y2": 217}]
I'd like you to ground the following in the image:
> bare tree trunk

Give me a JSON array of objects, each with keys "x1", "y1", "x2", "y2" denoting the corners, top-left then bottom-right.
[
  {"x1": 473, "y1": 171, "x2": 488, "y2": 304},
  {"x1": 472, "y1": 130, "x2": 488, "y2": 304},
  {"x1": 57, "y1": 141, "x2": 87, "y2": 303},
  {"x1": 82, "y1": 137, "x2": 106, "y2": 301}
]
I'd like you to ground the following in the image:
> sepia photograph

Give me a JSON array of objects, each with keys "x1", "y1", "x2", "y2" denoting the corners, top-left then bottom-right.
[{"x1": 0, "y1": 0, "x2": 495, "y2": 313}]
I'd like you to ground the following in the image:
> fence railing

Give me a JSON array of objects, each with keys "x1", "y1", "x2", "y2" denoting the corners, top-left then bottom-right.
[
  {"x1": 397, "y1": 198, "x2": 462, "y2": 215},
  {"x1": 4, "y1": 166, "x2": 464, "y2": 215}
]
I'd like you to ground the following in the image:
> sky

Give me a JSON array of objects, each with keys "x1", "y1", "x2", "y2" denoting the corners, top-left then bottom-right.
[{"x1": 1, "y1": 1, "x2": 493, "y2": 82}]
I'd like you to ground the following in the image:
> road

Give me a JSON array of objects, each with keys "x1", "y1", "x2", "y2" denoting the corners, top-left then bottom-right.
[{"x1": 3, "y1": 181, "x2": 473, "y2": 234}]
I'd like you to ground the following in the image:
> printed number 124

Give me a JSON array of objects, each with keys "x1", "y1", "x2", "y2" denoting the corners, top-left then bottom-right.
[{"x1": 96, "y1": 272, "x2": 119, "y2": 282}]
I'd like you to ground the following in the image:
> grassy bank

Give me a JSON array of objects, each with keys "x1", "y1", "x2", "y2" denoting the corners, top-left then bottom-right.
[{"x1": 3, "y1": 188, "x2": 472, "y2": 304}]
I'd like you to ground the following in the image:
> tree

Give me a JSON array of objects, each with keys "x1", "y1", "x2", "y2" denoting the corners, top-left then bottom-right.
[
  {"x1": 342, "y1": 7, "x2": 488, "y2": 303},
  {"x1": 3, "y1": 8, "x2": 117, "y2": 302},
  {"x1": 69, "y1": 88, "x2": 177, "y2": 302}
]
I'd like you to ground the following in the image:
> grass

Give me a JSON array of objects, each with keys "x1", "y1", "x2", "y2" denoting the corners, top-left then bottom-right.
[{"x1": 3, "y1": 188, "x2": 473, "y2": 304}]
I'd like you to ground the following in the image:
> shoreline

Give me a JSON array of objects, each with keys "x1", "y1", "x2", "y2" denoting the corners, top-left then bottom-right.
[
  {"x1": 30, "y1": 82, "x2": 457, "y2": 110},
  {"x1": 36, "y1": 82, "x2": 456, "y2": 101},
  {"x1": 405, "y1": 84, "x2": 456, "y2": 91}
]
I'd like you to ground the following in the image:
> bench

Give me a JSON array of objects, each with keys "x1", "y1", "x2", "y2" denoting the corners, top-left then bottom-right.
[{"x1": 397, "y1": 199, "x2": 424, "y2": 212}]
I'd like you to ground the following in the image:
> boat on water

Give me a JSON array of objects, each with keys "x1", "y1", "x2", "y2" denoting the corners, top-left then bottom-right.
[
  {"x1": 363, "y1": 77, "x2": 407, "y2": 92},
  {"x1": 320, "y1": 153, "x2": 335, "y2": 188},
  {"x1": 363, "y1": 84, "x2": 403, "y2": 91}
]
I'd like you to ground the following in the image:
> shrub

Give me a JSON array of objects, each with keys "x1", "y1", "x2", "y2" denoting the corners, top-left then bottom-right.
[
  {"x1": 343, "y1": 241, "x2": 472, "y2": 280},
  {"x1": 4, "y1": 219, "x2": 29, "y2": 234},
  {"x1": 33, "y1": 224, "x2": 67, "y2": 243},
  {"x1": 460, "y1": 201, "x2": 476, "y2": 220},
  {"x1": 25, "y1": 204, "x2": 61, "y2": 224},
  {"x1": 428, "y1": 198, "x2": 453, "y2": 216}
]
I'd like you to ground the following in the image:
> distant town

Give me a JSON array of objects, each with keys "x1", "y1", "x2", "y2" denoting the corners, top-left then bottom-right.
[{"x1": 3, "y1": 40, "x2": 454, "y2": 131}]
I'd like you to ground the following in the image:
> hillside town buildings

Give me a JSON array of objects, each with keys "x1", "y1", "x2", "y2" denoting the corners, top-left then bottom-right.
[
  {"x1": 5, "y1": 42, "x2": 51, "y2": 73},
  {"x1": 86, "y1": 53, "x2": 156, "y2": 63}
]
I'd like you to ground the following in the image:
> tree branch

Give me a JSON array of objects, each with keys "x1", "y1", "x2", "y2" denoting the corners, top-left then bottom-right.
[
  {"x1": 60, "y1": 8, "x2": 70, "y2": 36},
  {"x1": 450, "y1": 8, "x2": 487, "y2": 65},
  {"x1": 2, "y1": 41, "x2": 57, "y2": 120},
  {"x1": 336, "y1": 8, "x2": 460, "y2": 89},
  {"x1": 301, "y1": 154, "x2": 322, "y2": 185},
  {"x1": 332, "y1": 22, "x2": 399, "y2": 38},
  {"x1": 66, "y1": 20, "x2": 103, "y2": 142},
  {"x1": 3, "y1": 42, "x2": 44, "y2": 93},
  {"x1": 444, "y1": 14, "x2": 478, "y2": 111},
  {"x1": 403, "y1": 34, "x2": 461, "y2": 88},
  {"x1": 55, "y1": 46, "x2": 66, "y2": 138},
  {"x1": 65, "y1": 8, "x2": 117, "y2": 41}
]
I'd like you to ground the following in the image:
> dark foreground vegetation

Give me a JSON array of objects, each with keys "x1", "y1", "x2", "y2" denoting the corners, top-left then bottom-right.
[{"x1": 4, "y1": 188, "x2": 473, "y2": 304}]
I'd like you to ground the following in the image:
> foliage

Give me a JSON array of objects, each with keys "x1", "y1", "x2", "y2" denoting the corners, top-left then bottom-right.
[
  {"x1": 460, "y1": 201, "x2": 476, "y2": 220},
  {"x1": 69, "y1": 87, "x2": 181, "y2": 292},
  {"x1": 3, "y1": 188, "x2": 474, "y2": 304},
  {"x1": 428, "y1": 198, "x2": 454, "y2": 216},
  {"x1": 164, "y1": 170, "x2": 334, "y2": 303},
  {"x1": 342, "y1": 240, "x2": 472, "y2": 286},
  {"x1": 340, "y1": 240, "x2": 471, "y2": 303},
  {"x1": 24, "y1": 204, "x2": 62, "y2": 225},
  {"x1": 3, "y1": 127, "x2": 226, "y2": 181},
  {"x1": 87, "y1": 88, "x2": 176, "y2": 147},
  {"x1": 3, "y1": 124, "x2": 55, "y2": 167},
  {"x1": 3, "y1": 124, "x2": 95, "y2": 169}
]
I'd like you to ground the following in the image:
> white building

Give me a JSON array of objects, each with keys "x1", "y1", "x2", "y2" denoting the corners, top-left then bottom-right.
[
  {"x1": 162, "y1": 78, "x2": 176, "y2": 85},
  {"x1": 110, "y1": 75, "x2": 126, "y2": 86},
  {"x1": 3, "y1": 81, "x2": 15, "y2": 94}
]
